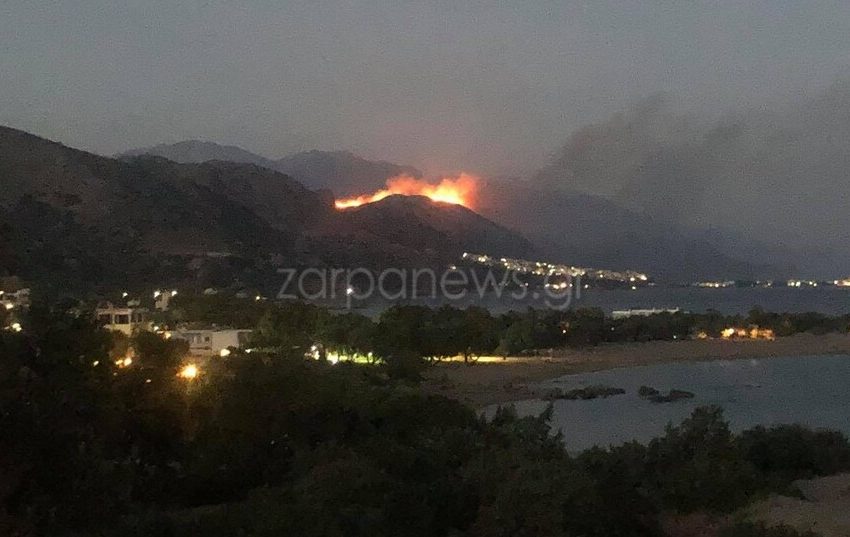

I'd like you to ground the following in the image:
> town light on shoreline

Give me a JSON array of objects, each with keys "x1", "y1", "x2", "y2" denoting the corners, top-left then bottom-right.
[{"x1": 721, "y1": 326, "x2": 775, "y2": 340}]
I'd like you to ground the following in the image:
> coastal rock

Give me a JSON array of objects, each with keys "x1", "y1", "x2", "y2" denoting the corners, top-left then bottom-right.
[
  {"x1": 638, "y1": 385, "x2": 660, "y2": 398},
  {"x1": 543, "y1": 384, "x2": 626, "y2": 401},
  {"x1": 648, "y1": 389, "x2": 696, "y2": 403}
]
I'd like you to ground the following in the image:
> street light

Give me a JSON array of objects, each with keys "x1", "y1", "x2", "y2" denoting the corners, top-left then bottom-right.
[{"x1": 178, "y1": 364, "x2": 199, "y2": 380}]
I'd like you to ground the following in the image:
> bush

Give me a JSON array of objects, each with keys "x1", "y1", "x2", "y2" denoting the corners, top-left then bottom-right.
[
  {"x1": 739, "y1": 424, "x2": 850, "y2": 484},
  {"x1": 382, "y1": 350, "x2": 427, "y2": 382},
  {"x1": 644, "y1": 406, "x2": 760, "y2": 513}
]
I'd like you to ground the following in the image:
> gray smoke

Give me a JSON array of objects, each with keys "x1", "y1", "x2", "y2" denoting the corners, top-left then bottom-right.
[{"x1": 534, "y1": 82, "x2": 850, "y2": 276}]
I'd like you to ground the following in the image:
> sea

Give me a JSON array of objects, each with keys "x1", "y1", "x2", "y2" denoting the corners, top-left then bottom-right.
[
  {"x1": 484, "y1": 354, "x2": 850, "y2": 452},
  {"x1": 344, "y1": 286, "x2": 850, "y2": 317}
]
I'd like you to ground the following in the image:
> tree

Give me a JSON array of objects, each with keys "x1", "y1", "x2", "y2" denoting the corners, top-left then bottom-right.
[
  {"x1": 459, "y1": 306, "x2": 498, "y2": 363},
  {"x1": 315, "y1": 312, "x2": 376, "y2": 359},
  {"x1": 563, "y1": 308, "x2": 605, "y2": 347},
  {"x1": 644, "y1": 406, "x2": 758, "y2": 513},
  {"x1": 373, "y1": 305, "x2": 433, "y2": 360},
  {"x1": 251, "y1": 301, "x2": 322, "y2": 353},
  {"x1": 0, "y1": 301, "x2": 129, "y2": 533}
]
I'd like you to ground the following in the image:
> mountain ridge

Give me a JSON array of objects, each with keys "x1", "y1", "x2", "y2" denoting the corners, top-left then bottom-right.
[
  {"x1": 120, "y1": 140, "x2": 422, "y2": 197},
  {"x1": 117, "y1": 136, "x2": 787, "y2": 281},
  {"x1": 0, "y1": 126, "x2": 524, "y2": 291}
]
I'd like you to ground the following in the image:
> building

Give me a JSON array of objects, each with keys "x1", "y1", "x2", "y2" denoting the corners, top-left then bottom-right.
[
  {"x1": 1, "y1": 288, "x2": 30, "y2": 311},
  {"x1": 153, "y1": 289, "x2": 177, "y2": 311},
  {"x1": 95, "y1": 303, "x2": 151, "y2": 336},
  {"x1": 171, "y1": 328, "x2": 252, "y2": 357},
  {"x1": 611, "y1": 308, "x2": 681, "y2": 320}
]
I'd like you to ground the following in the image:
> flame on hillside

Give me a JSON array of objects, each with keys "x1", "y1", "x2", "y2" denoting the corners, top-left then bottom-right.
[{"x1": 334, "y1": 173, "x2": 479, "y2": 210}]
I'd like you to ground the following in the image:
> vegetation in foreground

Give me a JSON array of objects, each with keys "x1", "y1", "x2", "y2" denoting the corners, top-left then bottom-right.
[{"x1": 2, "y1": 301, "x2": 849, "y2": 536}]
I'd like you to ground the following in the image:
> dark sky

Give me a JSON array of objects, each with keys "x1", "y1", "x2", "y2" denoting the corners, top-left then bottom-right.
[{"x1": 3, "y1": 1, "x2": 850, "y2": 177}]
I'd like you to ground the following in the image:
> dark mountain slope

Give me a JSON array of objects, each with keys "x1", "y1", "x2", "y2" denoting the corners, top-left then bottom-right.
[
  {"x1": 0, "y1": 127, "x2": 328, "y2": 289},
  {"x1": 475, "y1": 179, "x2": 784, "y2": 281},
  {"x1": 314, "y1": 194, "x2": 535, "y2": 267},
  {"x1": 1, "y1": 127, "x2": 527, "y2": 290}
]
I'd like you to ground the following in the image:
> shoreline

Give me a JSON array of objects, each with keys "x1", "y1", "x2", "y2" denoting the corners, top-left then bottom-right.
[{"x1": 423, "y1": 333, "x2": 850, "y2": 408}]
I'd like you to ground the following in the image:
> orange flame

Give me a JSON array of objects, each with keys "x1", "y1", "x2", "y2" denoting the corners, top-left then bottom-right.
[{"x1": 334, "y1": 173, "x2": 479, "y2": 210}]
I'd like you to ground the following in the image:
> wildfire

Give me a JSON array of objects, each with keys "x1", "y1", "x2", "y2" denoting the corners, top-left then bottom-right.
[{"x1": 334, "y1": 173, "x2": 479, "y2": 210}]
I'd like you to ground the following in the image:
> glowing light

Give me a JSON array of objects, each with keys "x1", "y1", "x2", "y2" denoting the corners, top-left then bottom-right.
[
  {"x1": 153, "y1": 290, "x2": 162, "y2": 298},
  {"x1": 122, "y1": 291, "x2": 128, "y2": 298},
  {"x1": 721, "y1": 327, "x2": 775, "y2": 340},
  {"x1": 177, "y1": 364, "x2": 199, "y2": 380},
  {"x1": 219, "y1": 348, "x2": 231, "y2": 357},
  {"x1": 171, "y1": 290, "x2": 178, "y2": 297},
  {"x1": 116, "y1": 357, "x2": 133, "y2": 368},
  {"x1": 4, "y1": 303, "x2": 13, "y2": 310},
  {"x1": 334, "y1": 173, "x2": 478, "y2": 209},
  {"x1": 10, "y1": 322, "x2": 21, "y2": 332}
]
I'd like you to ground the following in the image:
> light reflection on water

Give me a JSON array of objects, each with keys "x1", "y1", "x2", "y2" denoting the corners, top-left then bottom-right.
[{"x1": 484, "y1": 354, "x2": 850, "y2": 452}]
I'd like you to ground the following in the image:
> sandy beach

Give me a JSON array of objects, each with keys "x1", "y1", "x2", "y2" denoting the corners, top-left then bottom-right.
[{"x1": 424, "y1": 333, "x2": 850, "y2": 408}]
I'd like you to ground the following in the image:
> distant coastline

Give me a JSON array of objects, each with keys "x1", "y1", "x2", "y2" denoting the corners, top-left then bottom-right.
[{"x1": 424, "y1": 333, "x2": 850, "y2": 408}]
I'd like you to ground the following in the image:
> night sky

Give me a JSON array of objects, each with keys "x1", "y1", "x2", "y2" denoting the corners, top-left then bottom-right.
[{"x1": 3, "y1": 1, "x2": 849, "y2": 176}]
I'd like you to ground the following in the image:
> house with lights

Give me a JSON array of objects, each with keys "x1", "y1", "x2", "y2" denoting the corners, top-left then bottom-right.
[
  {"x1": 170, "y1": 328, "x2": 253, "y2": 357},
  {"x1": 95, "y1": 303, "x2": 151, "y2": 336},
  {"x1": 1, "y1": 287, "x2": 30, "y2": 311}
]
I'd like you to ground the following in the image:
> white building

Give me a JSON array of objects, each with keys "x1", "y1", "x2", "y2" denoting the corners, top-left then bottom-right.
[
  {"x1": 171, "y1": 328, "x2": 252, "y2": 357},
  {"x1": 1, "y1": 288, "x2": 30, "y2": 311},
  {"x1": 96, "y1": 303, "x2": 151, "y2": 336},
  {"x1": 611, "y1": 308, "x2": 681, "y2": 320},
  {"x1": 153, "y1": 289, "x2": 177, "y2": 311}
]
